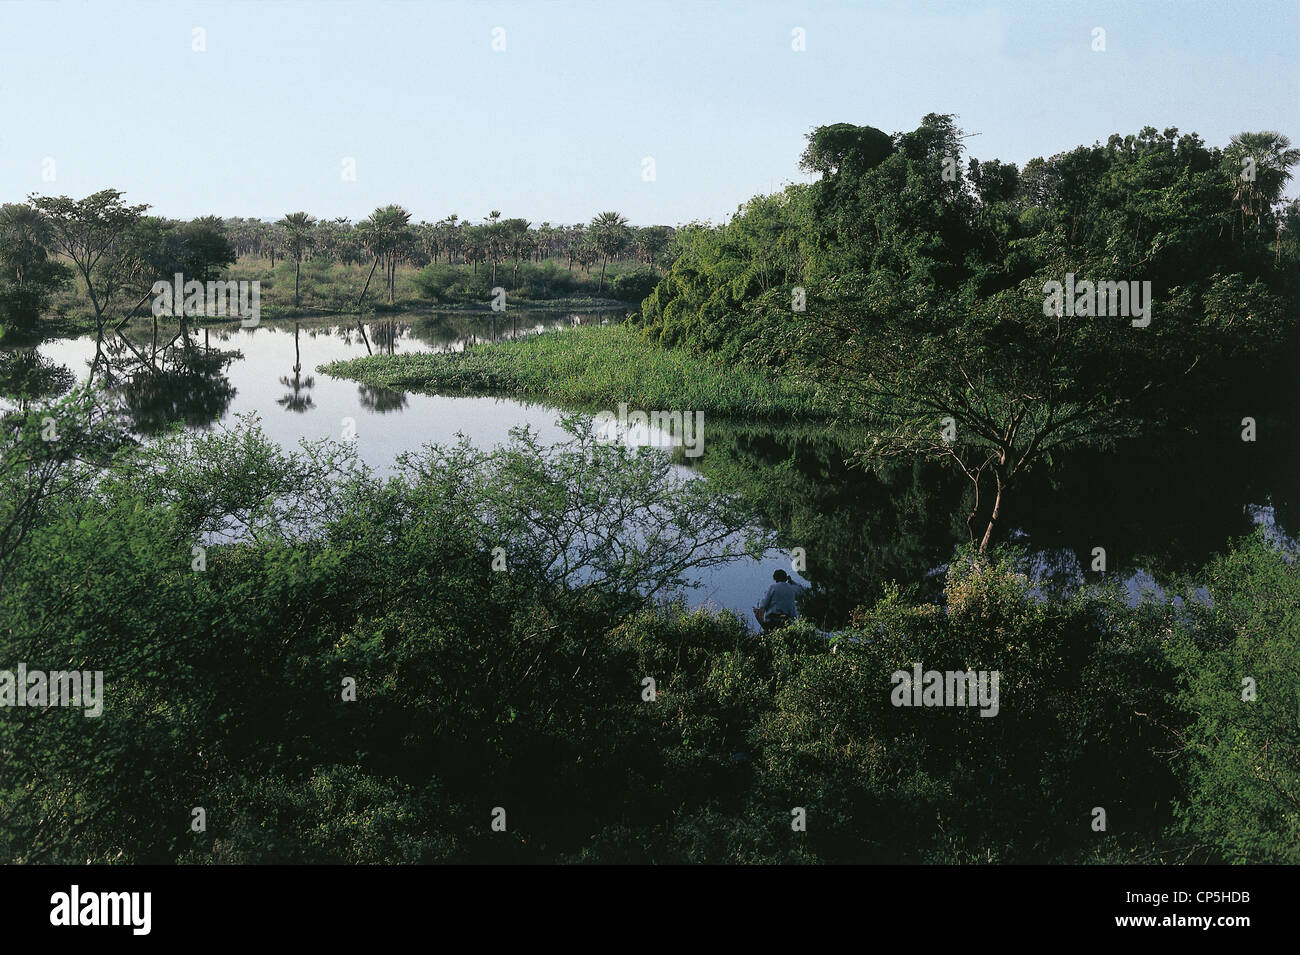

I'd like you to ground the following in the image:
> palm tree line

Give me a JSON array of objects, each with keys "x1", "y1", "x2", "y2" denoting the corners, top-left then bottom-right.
[{"x1": 259, "y1": 208, "x2": 676, "y2": 304}]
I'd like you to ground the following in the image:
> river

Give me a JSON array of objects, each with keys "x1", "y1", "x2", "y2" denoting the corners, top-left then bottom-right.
[{"x1": 7, "y1": 311, "x2": 1296, "y2": 628}]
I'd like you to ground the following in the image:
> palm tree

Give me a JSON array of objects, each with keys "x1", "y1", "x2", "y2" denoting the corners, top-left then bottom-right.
[
  {"x1": 418, "y1": 221, "x2": 440, "y2": 265},
  {"x1": 501, "y1": 218, "x2": 533, "y2": 288},
  {"x1": 535, "y1": 222, "x2": 553, "y2": 263},
  {"x1": 0, "y1": 203, "x2": 52, "y2": 286},
  {"x1": 1225, "y1": 131, "x2": 1300, "y2": 240},
  {"x1": 262, "y1": 221, "x2": 285, "y2": 268},
  {"x1": 461, "y1": 224, "x2": 486, "y2": 275},
  {"x1": 484, "y1": 213, "x2": 506, "y2": 285},
  {"x1": 356, "y1": 205, "x2": 413, "y2": 307},
  {"x1": 564, "y1": 224, "x2": 586, "y2": 271},
  {"x1": 635, "y1": 225, "x2": 674, "y2": 270},
  {"x1": 589, "y1": 211, "x2": 631, "y2": 292},
  {"x1": 278, "y1": 212, "x2": 316, "y2": 307},
  {"x1": 443, "y1": 214, "x2": 461, "y2": 264}
]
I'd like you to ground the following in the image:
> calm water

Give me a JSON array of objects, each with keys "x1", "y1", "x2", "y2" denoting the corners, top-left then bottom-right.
[
  {"x1": 12, "y1": 313, "x2": 804, "y2": 626},
  {"x1": 6, "y1": 312, "x2": 1296, "y2": 627}
]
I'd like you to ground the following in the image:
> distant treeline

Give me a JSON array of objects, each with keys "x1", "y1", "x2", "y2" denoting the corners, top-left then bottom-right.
[{"x1": 0, "y1": 199, "x2": 676, "y2": 336}]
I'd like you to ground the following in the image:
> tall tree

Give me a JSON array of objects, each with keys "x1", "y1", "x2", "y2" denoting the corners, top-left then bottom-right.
[
  {"x1": 356, "y1": 205, "x2": 412, "y2": 307},
  {"x1": 501, "y1": 218, "x2": 533, "y2": 288},
  {"x1": 0, "y1": 204, "x2": 71, "y2": 337},
  {"x1": 588, "y1": 211, "x2": 630, "y2": 292},
  {"x1": 635, "y1": 225, "x2": 674, "y2": 270},
  {"x1": 278, "y1": 212, "x2": 317, "y2": 307},
  {"x1": 28, "y1": 190, "x2": 149, "y2": 334},
  {"x1": 1224, "y1": 131, "x2": 1300, "y2": 241}
]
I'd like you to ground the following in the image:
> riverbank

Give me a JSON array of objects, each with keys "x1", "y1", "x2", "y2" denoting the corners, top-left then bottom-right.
[
  {"x1": 319, "y1": 323, "x2": 837, "y2": 419},
  {"x1": 33, "y1": 255, "x2": 637, "y2": 337},
  {"x1": 32, "y1": 295, "x2": 630, "y2": 339}
]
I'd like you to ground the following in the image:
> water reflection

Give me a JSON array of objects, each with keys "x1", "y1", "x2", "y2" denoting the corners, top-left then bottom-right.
[
  {"x1": 17, "y1": 309, "x2": 1293, "y2": 627},
  {"x1": 77, "y1": 325, "x2": 240, "y2": 434},
  {"x1": 277, "y1": 323, "x2": 315, "y2": 413},
  {"x1": 0, "y1": 348, "x2": 75, "y2": 411},
  {"x1": 689, "y1": 416, "x2": 1300, "y2": 626},
  {"x1": 357, "y1": 383, "x2": 408, "y2": 414}
]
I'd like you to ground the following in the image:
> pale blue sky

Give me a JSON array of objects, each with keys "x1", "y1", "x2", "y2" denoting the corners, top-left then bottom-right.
[{"x1": 1, "y1": 0, "x2": 1296, "y2": 225}]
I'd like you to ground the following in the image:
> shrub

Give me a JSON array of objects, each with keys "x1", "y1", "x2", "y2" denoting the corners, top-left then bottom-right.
[{"x1": 611, "y1": 267, "x2": 660, "y2": 303}]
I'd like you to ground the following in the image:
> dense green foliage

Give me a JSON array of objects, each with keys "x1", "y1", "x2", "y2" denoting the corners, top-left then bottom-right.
[
  {"x1": 4, "y1": 119, "x2": 1297, "y2": 866},
  {"x1": 0, "y1": 392, "x2": 1292, "y2": 863},
  {"x1": 634, "y1": 117, "x2": 1300, "y2": 550}
]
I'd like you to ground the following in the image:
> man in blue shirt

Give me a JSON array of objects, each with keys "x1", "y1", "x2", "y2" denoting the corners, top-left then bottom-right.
[{"x1": 754, "y1": 569, "x2": 804, "y2": 632}]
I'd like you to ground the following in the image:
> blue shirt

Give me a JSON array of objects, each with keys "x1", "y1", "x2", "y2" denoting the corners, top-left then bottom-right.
[{"x1": 760, "y1": 580, "x2": 803, "y2": 618}]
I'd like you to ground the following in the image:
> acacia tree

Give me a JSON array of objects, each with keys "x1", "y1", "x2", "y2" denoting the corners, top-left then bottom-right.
[
  {"x1": 28, "y1": 190, "x2": 149, "y2": 334},
  {"x1": 278, "y1": 212, "x2": 317, "y2": 307}
]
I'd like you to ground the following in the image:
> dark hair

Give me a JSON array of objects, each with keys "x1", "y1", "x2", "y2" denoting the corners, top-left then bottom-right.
[{"x1": 773, "y1": 569, "x2": 788, "y2": 582}]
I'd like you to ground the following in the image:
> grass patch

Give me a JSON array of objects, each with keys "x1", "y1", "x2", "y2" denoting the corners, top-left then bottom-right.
[{"x1": 320, "y1": 324, "x2": 835, "y2": 420}]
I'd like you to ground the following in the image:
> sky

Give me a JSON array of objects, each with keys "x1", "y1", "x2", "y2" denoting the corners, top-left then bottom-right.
[{"x1": 1, "y1": 0, "x2": 1297, "y2": 226}]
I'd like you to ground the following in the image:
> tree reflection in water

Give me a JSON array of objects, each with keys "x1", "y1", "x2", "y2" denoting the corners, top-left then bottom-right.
[
  {"x1": 0, "y1": 349, "x2": 76, "y2": 413},
  {"x1": 278, "y1": 322, "x2": 315, "y2": 413},
  {"x1": 94, "y1": 327, "x2": 238, "y2": 434}
]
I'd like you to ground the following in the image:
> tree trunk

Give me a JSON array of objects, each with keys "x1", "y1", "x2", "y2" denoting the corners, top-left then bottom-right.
[
  {"x1": 978, "y1": 469, "x2": 1006, "y2": 553},
  {"x1": 358, "y1": 256, "x2": 380, "y2": 308},
  {"x1": 294, "y1": 260, "x2": 301, "y2": 307},
  {"x1": 599, "y1": 257, "x2": 608, "y2": 292}
]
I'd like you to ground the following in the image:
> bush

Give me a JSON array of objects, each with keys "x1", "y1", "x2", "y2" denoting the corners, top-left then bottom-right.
[
  {"x1": 611, "y1": 267, "x2": 660, "y2": 303},
  {"x1": 1168, "y1": 533, "x2": 1300, "y2": 862},
  {"x1": 0, "y1": 391, "x2": 1289, "y2": 863}
]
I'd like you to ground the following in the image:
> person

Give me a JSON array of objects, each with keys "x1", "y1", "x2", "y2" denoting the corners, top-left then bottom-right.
[{"x1": 753, "y1": 569, "x2": 804, "y2": 632}]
